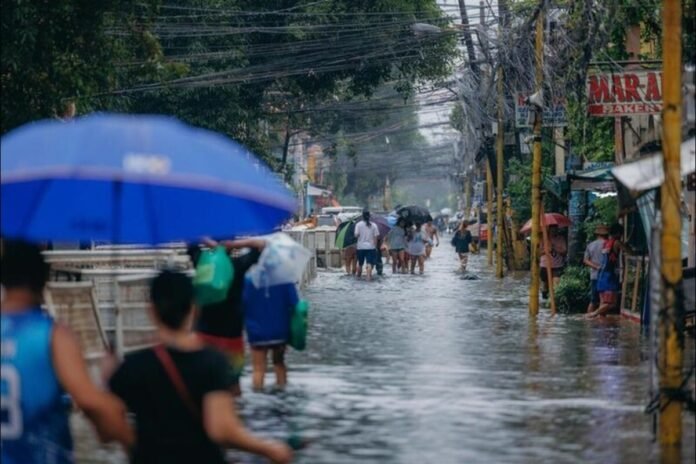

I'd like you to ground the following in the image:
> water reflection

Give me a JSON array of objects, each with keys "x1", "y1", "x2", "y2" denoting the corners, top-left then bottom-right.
[{"x1": 74, "y1": 245, "x2": 694, "y2": 463}]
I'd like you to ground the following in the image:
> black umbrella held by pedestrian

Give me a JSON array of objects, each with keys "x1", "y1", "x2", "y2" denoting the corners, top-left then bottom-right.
[{"x1": 395, "y1": 205, "x2": 433, "y2": 226}]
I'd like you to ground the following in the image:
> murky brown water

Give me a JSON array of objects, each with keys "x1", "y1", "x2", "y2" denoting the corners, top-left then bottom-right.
[{"x1": 75, "y1": 242, "x2": 695, "y2": 463}]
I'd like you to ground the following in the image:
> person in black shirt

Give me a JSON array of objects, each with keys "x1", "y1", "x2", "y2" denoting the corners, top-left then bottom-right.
[
  {"x1": 107, "y1": 271, "x2": 291, "y2": 464},
  {"x1": 188, "y1": 238, "x2": 266, "y2": 396}
]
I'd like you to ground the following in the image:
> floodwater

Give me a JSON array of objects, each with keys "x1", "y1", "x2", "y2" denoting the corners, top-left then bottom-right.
[{"x1": 75, "y1": 243, "x2": 695, "y2": 463}]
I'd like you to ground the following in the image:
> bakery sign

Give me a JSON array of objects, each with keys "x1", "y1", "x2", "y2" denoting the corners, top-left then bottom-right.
[{"x1": 586, "y1": 71, "x2": 663, "y2": 116}]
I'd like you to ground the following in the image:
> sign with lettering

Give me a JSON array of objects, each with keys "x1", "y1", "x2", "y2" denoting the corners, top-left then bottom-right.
[
  {"x1": 514, "y1": 93, "x2": 567, "y2": 128},
  {"x1": 586, "y1": 71, "x2": 663, "y2": 116}
]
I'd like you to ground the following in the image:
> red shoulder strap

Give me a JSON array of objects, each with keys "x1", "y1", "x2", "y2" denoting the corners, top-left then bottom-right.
[{"x1": 153, "y1": 345, "x2": 200, "y2": 420}]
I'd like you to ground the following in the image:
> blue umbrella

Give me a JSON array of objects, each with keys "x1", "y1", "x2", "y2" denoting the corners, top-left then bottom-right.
[{"x1": 1, "y1": 113, "x2": 296, "y2": 244}]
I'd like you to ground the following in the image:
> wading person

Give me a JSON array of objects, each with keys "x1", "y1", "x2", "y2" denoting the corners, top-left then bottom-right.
[
  {"x1": 243, "y1": 279, "x2": 299, "y2": 392},
  {"x1": 424, "y1": 220, "x2": 440, "y2": 259},
  {"x1": 539, "y1": 225, "x2": 567, "y2": 300},
  {"x1": 583, "y1": 224, "x2": 609, "y2": 314},
  {"x1": 386, "y1": 218, "x2": 407, "y2": 274},
  {"x1": 407, "y1": 223, "x2": 427, "y2": 275},
  {"x1": 1, "y1": 239, "x2": 133, "y2": 463},
  {"x1": 451, "y1": 221, "x2": 473, "y2": 271},
  {"x1": 187, "y1": 238, "x2": 266, "y2": 396},
  {"x1": 354, "y1": 210, "x2": 380, "y2": 281},
  {"x1": 588, "y1": 224, "x2": 628, "y2": 319},
  {"x1": 107, "y1": 271, "x2": 292, "y2": 464},
  {"x1": 342, "y1": 240, "x2": 357, "y2": 276}
]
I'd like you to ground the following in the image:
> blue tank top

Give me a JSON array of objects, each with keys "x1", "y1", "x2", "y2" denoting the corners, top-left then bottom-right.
[{"x1": 1, "y1": 309, "x2": 73, "y2": 464}]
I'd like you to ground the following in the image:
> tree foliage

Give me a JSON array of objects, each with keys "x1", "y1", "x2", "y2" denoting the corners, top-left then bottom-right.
[
  {"x1": 0, "y1": 1, "x2": 183, "y2": 133},
  {"x1": 1, "y1": 0, "x2": 457, "y2": 183}
]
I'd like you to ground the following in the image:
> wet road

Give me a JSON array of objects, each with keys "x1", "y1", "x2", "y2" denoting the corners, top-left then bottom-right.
[{"x1": 76, "y1": 243, "x2": 695, "y2": 463}]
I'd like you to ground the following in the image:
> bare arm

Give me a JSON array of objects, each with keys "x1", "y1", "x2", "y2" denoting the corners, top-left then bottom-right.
[
  {"x1": 52, "y1": 324, "x2": 134, "y2": 448},
  {"x1": 204, "y1": 391, "x2": 291, "y2": 463},
  {"x1": 222, "y1": 238, "x2": 267, "y2": 251},
  {"x1": 583, "y1": 258, "x2": 600, "y2": 270}
]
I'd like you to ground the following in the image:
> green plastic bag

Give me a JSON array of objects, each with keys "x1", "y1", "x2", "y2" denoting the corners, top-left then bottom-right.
[
  {"x1": 289, "y1": 299, "x2": 309, "y2": 351},
  {"x1": 193, "y1": 246, "x2": 234, "y2": 306}
]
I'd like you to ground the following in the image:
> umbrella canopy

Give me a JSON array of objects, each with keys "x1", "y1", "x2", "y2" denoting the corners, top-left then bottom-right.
[
  {"x1": 247, "y1": 233, "x2": 311, "y2": 288},
  {"x1": 335, "y1": 215, "x2": 390, "y2": 249},
  {"x1": 370, "y1": 215, "x2": 391, "y2": 238},
  {"x1": 395, "y1": 205, "x2": 432, "y2": 225},
  {"x1": 1, "y1": 113, "x2": 296, "y2": 244},
  {"x1": 520, "y1": 213, "x2": 572, "y2": 234},
  {"x1": 335, "y1": 221, "x2": 357, "y2": 249}
]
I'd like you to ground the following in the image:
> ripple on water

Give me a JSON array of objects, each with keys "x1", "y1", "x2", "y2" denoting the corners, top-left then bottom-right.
[{"x1": 74, "y1": 244, "x2": 694, "y2": 463}]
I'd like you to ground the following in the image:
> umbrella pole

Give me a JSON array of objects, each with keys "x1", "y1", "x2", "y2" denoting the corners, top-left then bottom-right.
[{"x1": 540, "y1": 203, "x2": 557, "y2": 315}]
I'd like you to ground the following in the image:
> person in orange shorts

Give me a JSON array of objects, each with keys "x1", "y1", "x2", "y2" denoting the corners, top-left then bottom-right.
[{"x1": 187, "y1": 238, "x2": 266, "y2": 396}]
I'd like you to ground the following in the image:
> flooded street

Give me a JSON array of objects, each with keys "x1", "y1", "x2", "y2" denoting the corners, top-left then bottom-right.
[{"x1": 76, "y1": 244, "x2": 695, "y2": 464}]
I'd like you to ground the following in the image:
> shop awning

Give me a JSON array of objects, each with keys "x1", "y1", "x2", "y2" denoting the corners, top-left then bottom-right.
[
  {"x1": 611, "y1": 137, "x2": 696, "y2": 193},
  {"x1": 306, "y1": 183, "x2": 332, "y2": 197},
  {"x1": 567, "y1": 166, "x2": 615, "y2": 192}
]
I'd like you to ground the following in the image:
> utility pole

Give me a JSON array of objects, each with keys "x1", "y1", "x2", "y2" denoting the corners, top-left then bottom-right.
[
  {"x1": 659, "y1": 0, "x2": 683, "y2": 447},
  {"x1": 496, "y1": 67, "x2": 505, "y2": 278},
  {"x1": 495, "y1": 0, "x2": 508, "y2": 279},
  {"x1": 458, "y1": 0, "x2": 479, "y2": 76},
  {"x1": 487, "y1": 162, "x2": 494, "y2": 266},
  {"x1": 529, "y1": 2, "x2": 544, "y2": 316},
  {"x1": 464, "y1": 176, "x2": 471, "y2": 219}
]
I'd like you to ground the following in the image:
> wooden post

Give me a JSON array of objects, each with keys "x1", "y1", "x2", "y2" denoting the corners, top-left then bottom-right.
[
  {"x1": 658, "y1": 0, "x2": 683, "y2": 447},
  {"x1": 486, "y1": 162, "x2": 494, "y2": 266},
  {"x1": 496, "y1": 66, "x2": 505, "y2": 279},
  {"x1": 529, "y1": 3, "x2": 544, "y2": 316},
  {"x1": 324, "y1": 232, "x2": 330, "y2": 268}
]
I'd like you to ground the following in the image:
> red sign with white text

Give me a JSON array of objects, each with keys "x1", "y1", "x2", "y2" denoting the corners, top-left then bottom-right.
[{"x1": 586, "y1": 71, "x2": 663, "y2": 116}]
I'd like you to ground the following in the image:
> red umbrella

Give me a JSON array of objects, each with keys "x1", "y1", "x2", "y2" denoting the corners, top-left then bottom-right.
[{"x1": 520, "y1": 213, "x2": 571, "y2": 234}]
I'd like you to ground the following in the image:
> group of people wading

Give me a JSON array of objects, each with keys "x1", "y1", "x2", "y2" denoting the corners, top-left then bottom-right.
[{"x1": 343, "y1": 210, "x2": 441, "y2": 279}]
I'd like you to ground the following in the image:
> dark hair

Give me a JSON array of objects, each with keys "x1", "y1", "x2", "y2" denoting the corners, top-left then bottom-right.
[
  {"x1": 1, "y1": 239, "x2": 49, "y2": 294},
  {"x1": 362, "y1": 210, "x2": 371, "y2": 226},
  {"x1": 150, "y1": 271, "x2": 194, "y2": 329},
  {"x1": 610, "y1": 223, "x2": 623, "y2": 237},
  {"x1": 186, "y1": 244, "x2": 201, "y2": 266}
]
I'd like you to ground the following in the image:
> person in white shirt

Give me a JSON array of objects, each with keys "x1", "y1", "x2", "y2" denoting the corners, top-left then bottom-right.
[{"x1": 354, "y1": 210, "x2": 380, "y2": 281}]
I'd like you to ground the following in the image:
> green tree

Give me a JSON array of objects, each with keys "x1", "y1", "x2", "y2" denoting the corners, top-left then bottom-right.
[{"x1": 1, "y1": 0, "x2": 172, "y2": 133}]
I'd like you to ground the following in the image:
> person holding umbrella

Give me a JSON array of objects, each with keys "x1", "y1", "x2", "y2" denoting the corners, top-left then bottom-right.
[
  {"x1": 539, "y1": 225, "x2": 567, "y2": 300},
  {"x1": 354, "y1": 210, "x2": 380, "y2": 281}
]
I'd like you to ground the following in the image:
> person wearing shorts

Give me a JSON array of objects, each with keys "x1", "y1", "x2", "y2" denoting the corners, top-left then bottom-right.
[
  {"x1": 588, "y1": 224, "x2": 627, "y2": 318},
  {"x1": 584, "y1": 224, "x2": 608, "y2": 313},
  {"x1": 243, "y1": 280, "x2": 299, "y2": 391},
  {"x1": 539, "y1": 226, "x2": 567, "y2": 300},
  {"x1": 407, "y1": 223, "x2": 427, "y2": 274},
  {"x1": 354, "y1": 210, "x2": 380, "y2": 281},
  {"x1": 187, "y1": 238, "x2": 266, "y2": 396},
  {"x1": 451, "y1": 221, "x2": 473, "y2": 271},
  {"x1": 343, "y1": 243, "x2": 357, "y2": 275},
  {"x1": 386, "y1": 218, "x2": 407, "y2": 273}
]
